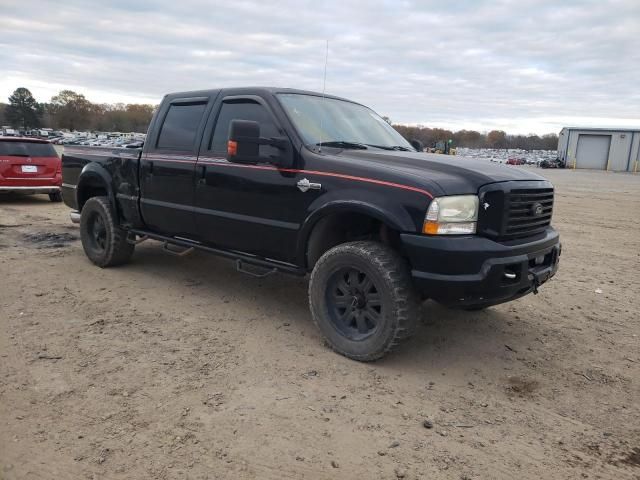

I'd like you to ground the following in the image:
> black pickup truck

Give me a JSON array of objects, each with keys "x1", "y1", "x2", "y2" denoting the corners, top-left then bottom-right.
[{"x1": 61, "y1": 87, "x2": 560, "y2": 361}]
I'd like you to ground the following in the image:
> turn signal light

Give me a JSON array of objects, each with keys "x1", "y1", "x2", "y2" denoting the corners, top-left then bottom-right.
[
  {"x1": 423, "y1": 221, "x2": 439, "y2": 234},
  {"x1": 227, "y1": 140, "x2": 237, "y2": 156}
]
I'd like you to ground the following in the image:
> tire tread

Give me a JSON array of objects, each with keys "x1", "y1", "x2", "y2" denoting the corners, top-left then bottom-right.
[
  {"x1": 309, "y1": 241, "x2": 419, "y2": 361},
  {"x1": 80, "y1": 196, "x2": 134, "y2": 267}
]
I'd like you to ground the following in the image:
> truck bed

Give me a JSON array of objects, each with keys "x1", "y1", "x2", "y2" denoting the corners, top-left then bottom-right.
[{"x1": 61, "y1": 145, "x2": 143, "y2": 227}]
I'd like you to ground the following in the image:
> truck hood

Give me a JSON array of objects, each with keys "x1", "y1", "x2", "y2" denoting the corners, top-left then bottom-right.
[{"x1": 339, "y1": 150, "x2": 548, "y2": 196}]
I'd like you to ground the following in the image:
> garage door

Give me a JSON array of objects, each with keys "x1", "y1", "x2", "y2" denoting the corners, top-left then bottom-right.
[{"x1": 576, "y1": 134, "x2": 611, "y2": 169}]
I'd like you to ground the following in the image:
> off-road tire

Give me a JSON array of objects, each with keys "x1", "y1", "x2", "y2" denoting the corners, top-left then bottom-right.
[
  {"x1": 49, "y1": 191, "x2": 62, "y2": 202},
  {"x1": 309, "y1": 241, "x2": 419, "y2": 361},
  {"x1": 80, "y1": 196, "x2": 134, "y2": 267}
]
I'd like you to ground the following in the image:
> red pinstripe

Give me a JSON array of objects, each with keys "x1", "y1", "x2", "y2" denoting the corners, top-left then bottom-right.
[{"x1": 143, "y1": 154, "x2": 434, "y2": 199}]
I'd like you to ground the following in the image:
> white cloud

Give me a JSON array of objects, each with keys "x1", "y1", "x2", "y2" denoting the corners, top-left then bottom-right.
[{"x1": 1, "y1": 0, "x2": 638, "y2": 134}]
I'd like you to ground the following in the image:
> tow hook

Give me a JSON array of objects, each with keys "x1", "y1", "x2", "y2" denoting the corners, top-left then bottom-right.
[{"x1": 531, "y1": 273, "x2": 540, "y2": 295}]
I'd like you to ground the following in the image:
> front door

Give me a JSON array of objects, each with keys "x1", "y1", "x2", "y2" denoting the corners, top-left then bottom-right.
[
  {"x1": 194, "y1": 97, "x2": 309, "y2": 262},
  {"x1": 140, "y1": 97, "x2": 211, "y2": 238}
]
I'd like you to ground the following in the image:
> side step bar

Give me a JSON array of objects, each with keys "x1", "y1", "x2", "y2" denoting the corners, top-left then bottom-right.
[
  {"x1": 236, "y1": 260, "x2": 277, "y2": 278},
  {"x1": 128, "y1": 228, "x2": 305, "y2": 277}
]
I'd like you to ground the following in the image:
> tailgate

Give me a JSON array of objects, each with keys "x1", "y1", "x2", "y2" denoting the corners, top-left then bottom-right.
[{"x1": 1, "y1": 155, "x2": 60, "y2": 180}]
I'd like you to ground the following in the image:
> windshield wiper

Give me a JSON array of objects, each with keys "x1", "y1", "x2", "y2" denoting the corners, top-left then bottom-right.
[
  {"x1": 314, "y1": 141, "x2": 368, "y2": 150},
  {"x1": 364, "y1": 144, "x2": 413, "y2": 152}
]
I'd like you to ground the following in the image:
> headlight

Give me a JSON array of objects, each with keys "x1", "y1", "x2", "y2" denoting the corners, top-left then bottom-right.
[{"x1": 423, "y1": 195, "x2": 479, "y2": 235}]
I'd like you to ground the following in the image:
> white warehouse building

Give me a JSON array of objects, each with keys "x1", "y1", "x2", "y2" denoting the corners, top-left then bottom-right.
[{"x1": 557, "y1": 127, "x2": 640, "y2": 172}]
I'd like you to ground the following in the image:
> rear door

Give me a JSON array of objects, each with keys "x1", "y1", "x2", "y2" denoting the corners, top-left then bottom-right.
[
  {"x1": 140, "y1": 96, "x2": 212, "y2": 238},
  {"x1": 0, "y1": 140, "x2": 60, "y2": 187}
]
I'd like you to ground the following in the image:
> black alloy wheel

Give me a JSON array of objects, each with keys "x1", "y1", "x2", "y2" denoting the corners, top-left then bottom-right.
[
  {"x1": 79, "y1": 196, "x2": 135, "y2": 267},
  {"x1": 86, "y1": 210, "x2": 107, "y2": 253},
  {"x1": 308, "y1": 241, "x2": 420, "y2": 361},
  {"x1": 326, "y1": 266, "x2": 382, "y2": 340}
]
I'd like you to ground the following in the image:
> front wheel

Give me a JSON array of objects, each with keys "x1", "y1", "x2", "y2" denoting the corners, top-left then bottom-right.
[
  {"x1": 308, "y1": 241, "x2": 419, "y2": 361},
  {"x1": 80, "y1": 196, "x2": 134, "y2": 267}
]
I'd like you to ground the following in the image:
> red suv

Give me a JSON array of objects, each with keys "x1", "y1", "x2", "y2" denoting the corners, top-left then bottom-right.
[{"x1": 0, "y1": 137, "x2": 62, "y2": 202}]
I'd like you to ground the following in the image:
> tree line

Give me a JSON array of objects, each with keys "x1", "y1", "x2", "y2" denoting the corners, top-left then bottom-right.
[
  {"x1": 1, "y1": 87, "x2": 558, "y2": 150},
  {"x1": 0, "y1": 87, "x2": 155, "y2": 133},
  {"x1": 392, "y1": 124, "x2": 558, "y2": 151}
]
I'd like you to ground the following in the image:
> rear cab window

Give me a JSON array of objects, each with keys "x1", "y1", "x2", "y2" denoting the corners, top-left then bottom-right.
[
  {"x1": 0, "y1": 141, "x2": 57, "y2": 157},
  {"x1": 156, "y1": 102, "x2": 208, "y2": 150}
]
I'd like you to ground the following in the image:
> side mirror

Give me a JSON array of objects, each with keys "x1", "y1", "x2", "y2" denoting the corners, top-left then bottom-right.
[
  {"x1": 410, "y1": 139, "x2": 424, "y2": 152},
  {"x1": 227, "y1": 119, "x2": 261, "y2": 164},
  {"x1": 227, "y1": 119, "x2": 292, "y2": 166}
]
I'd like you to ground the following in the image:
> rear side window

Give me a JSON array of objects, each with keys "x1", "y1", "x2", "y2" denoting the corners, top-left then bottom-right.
[
  {"x1": 210, "y1": 101, "x2": 280, "y2": 156},
  {"x1": 156, "y1": 102, "x2": 207, "y2": 150},
  {"x1": 0, "y1": 141, "x2": 57, "y2": 156}
]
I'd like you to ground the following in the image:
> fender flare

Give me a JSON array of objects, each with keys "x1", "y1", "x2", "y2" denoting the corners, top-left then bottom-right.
[
  {"x1": 76, "y1": 163, "x2": 115, "y2": 210},
  {"x1": 295, "y1": 199, "x2": 417, "y2": 266}
]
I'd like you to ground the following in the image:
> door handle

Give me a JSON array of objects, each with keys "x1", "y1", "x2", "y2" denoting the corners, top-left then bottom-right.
[
  {"x1": 148, "y1": 161, "x2": 154, "y2": 175},
  {"x1": 297, "y1": 178, "x2": 321, "y2": 192},
  {"x1": 198, "y1": 165, "x2": 206, "y2": 185}
]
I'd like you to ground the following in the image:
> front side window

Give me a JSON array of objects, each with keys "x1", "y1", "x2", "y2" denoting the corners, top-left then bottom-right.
[
  {"x1": 156, "y1": 102, "x2": 207, "y2": 150},
  {"x1": 210, "y1": 101, "x2": 280, "y2": 157},
  {"x1": 278, "y1": 93, "x2": 413, "y2": 151}
]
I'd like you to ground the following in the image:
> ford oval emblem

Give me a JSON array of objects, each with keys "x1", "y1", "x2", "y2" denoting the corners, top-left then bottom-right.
[{"x1": 531, "y1": 202, "x2": 544, "y2": 216}]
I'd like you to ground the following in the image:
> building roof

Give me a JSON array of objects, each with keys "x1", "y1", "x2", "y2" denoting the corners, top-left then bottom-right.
[{"x1": 561, "y1": 127, "x2": 640, "y2": 133}]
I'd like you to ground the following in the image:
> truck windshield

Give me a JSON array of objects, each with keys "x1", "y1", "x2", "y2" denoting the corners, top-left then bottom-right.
[{"x1": 278, "y1": 93, "x2": 414, "y2": 151}]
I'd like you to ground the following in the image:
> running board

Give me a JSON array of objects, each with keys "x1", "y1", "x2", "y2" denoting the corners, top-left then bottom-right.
[
  {"x1": 163, "y1": 242, "x2": 194, "y2": 256},
  {"x1": 236, "y1": 260, "x2": 277, "y2": 278},
  {"x1": 128, "y1": 229, "x2": 305, "y2": 276},
  {"x1": 128, "y1": 234, "x2": 149, "y2": 245}
]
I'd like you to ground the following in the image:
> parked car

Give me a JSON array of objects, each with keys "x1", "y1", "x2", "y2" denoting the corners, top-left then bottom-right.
[
  {"x1": 0, "y1": 137, "x2": 62, "y2": 201},
  {"x1": 540, "y1": 158, "x2": 565, "y2": 169},
  {"x1": 61, "y1": 87, "x2": 560, "y2": 361},
  {"x1": 506, "y1": 157, "x2": 526, "y2": 165}
]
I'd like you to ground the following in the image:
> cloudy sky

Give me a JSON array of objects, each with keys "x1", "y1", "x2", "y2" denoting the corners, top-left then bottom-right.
[{"x1": 1, "y1": 0, "x2": 638, "y2": 134}]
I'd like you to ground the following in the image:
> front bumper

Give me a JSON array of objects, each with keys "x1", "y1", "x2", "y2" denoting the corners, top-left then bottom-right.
[{"x1": 400, "y1": 227, "x2": 561, "y2": 307}]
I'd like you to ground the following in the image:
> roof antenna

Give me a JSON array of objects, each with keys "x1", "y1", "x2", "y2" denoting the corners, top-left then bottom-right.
[{"x1": 318, "y1": 40, "x2": 329, "y2": 153}]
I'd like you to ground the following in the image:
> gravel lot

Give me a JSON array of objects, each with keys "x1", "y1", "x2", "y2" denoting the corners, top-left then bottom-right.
[{"x1": 1, "y1": 168, "x2": 638, "y2": 479}]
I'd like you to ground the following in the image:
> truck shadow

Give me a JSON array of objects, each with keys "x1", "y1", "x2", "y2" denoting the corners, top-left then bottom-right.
[
  {"x1": 383, "y1": 301, "x2": 523, "y2": 370},
  {"x1": 124, "y1": 242, "x2": 533, "y2": 372},
  {"x1": 0, "y1": 193, "x2": 53, "y2": 205}
]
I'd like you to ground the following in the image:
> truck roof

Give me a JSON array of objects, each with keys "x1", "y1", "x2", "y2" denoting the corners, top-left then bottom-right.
[{"x1": 163, "y1": 87, "x2": 361, "y2": 106}]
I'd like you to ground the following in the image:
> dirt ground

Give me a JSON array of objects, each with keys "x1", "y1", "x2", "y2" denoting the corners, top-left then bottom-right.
[{"x1": 1, "y1": 168, "x2": 638, "y2": 479}]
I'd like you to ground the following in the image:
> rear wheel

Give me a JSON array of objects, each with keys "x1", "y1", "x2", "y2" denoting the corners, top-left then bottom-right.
[
  {"x1": 309, "y1": 241, "x2": 419, "y2": 361},
  {"x1": 49, "y1": 191, "x2": 62, "y2": 202},
  {"x1": 80, "y1": 196, "x2": 134, "y2": 267}
]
